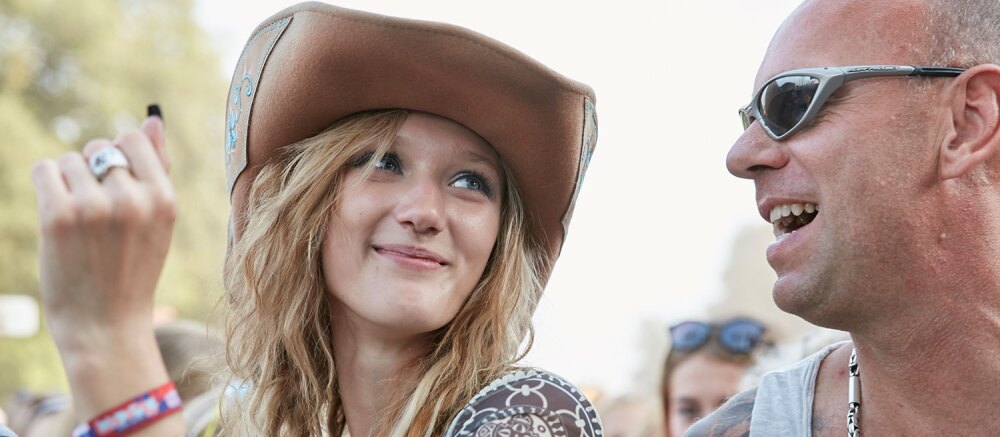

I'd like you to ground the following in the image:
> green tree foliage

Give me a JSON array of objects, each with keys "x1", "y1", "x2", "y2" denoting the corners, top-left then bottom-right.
[{"x1": 0, "y1": 0, "x2": 228, "y2": 398}]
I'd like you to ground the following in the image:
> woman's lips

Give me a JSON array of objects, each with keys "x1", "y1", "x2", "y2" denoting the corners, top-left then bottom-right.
[{"x1": 373, "y1": 244, "x2": 448, "y2": 270}]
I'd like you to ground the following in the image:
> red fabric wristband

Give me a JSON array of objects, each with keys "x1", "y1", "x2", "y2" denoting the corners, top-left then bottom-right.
[{"x1": 72, "y1": 380, "x2": 183, "y2": 437}]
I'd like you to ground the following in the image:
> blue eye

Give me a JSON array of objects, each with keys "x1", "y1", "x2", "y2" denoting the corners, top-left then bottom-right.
[
  {"x1": 352, "y1": 151, "x2": 401, "y2": 174},
  {"x1": 452, "y1": 172, "x2": 494, "y2": 197},
  {"x1": 373, "y1": 154, "x2": 401, "y2": 173}
]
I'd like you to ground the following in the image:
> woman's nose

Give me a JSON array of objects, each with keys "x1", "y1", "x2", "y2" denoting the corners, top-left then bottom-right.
[{"x1": 393, "y1": 179, "x2": 446, "y2": 235}]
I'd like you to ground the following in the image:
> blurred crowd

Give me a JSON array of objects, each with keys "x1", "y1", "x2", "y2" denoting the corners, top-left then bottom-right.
[
  {"x1": 0, "y1": 301, "x2": 847, "y2": 437},
  {"x1": 592, "y1": 318, "x2": 845, "y2": 437},
  {"x1": 1, "y1": 317, "x2": 224, "y2": 437}
]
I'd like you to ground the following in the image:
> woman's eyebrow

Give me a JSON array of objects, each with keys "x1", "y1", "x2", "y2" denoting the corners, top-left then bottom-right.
[{"x1": 462, "y1": 150, "x2": 501, "y2": 170}]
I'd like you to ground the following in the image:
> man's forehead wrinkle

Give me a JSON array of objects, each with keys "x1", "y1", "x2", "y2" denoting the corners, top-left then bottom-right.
[{"x1": 756, "y1": 0, "x2": 931, "y2": 86}]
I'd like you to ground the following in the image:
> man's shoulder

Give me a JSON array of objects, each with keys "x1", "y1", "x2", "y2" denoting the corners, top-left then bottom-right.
[
  {"x1": 684, "y1": 387, "x2": 757, "y2": 437},
  {"x1": 686, "y1": 341, "x2": 852, "y2": 437}
]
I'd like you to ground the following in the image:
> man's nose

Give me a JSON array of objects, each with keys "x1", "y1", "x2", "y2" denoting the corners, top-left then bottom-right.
[
  {"x1": 726, "y1": 125, "x2": 789, "y2": 179},
  {"x1": 394, "y1": 179, "x2": 446, "y2": 235}
]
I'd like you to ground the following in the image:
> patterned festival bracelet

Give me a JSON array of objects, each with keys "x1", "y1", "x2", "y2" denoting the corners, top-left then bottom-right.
[{"x1": 71, "y1": 381, "x2": 183, "y2": 437}]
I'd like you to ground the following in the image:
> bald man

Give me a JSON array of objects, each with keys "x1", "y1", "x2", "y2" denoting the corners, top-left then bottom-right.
[{"x1": 689, "y1": 1, "x2": 1000, "y2": 435}]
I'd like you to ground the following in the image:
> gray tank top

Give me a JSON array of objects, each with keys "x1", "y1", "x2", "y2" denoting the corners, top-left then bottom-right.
[{"x1": 749, "y1": 342, "x2": 845, "y2": 436}]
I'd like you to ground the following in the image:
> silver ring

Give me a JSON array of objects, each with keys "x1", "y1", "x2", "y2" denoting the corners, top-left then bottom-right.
[{"x1": 88, "y1": 146, "x2": 130, "y2": 181}]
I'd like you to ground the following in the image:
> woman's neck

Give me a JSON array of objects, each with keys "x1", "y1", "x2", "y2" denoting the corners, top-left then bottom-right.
[{"x1": 331, "y1": 309, "x2": 433, "y2": 437}]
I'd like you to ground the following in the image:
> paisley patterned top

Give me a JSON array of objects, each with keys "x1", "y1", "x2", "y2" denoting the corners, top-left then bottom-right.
[
  {"x1": 445, "y1": 368, "x2": 603, "y2": 437},
  {"x1": 189, "y1": 368, "x2": 601, "y2": 436}
]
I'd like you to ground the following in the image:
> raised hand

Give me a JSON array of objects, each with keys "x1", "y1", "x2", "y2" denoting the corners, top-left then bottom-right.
[
  {"x1": 31, "y1": 106, "x2": 186, "y2": 434},
  {"x1": 34, "y1": 111, "x2": 174, "y2": 344}
]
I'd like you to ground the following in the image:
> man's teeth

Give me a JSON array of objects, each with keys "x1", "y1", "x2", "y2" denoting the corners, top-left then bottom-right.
[{"x1": 769, "y1": 203, "x2": 819, "y2": 223}]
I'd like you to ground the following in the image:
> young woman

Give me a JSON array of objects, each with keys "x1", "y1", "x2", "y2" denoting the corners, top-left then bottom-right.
[
  {"x1": 31, "y1": 3, "x2": 601, "y2": 436},
  {"x1": 661, "y1": 319, "x2": 766, "y2": 437}
]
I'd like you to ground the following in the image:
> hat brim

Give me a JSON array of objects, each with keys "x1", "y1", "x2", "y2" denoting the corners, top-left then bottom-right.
[{"x1": 225, "y1": 2, "x2": 597, "y2": 282}]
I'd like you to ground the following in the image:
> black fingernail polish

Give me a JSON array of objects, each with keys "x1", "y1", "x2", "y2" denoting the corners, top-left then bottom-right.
[{"x1": 147, "y1": 104, "x2": 163, "y2": 122}]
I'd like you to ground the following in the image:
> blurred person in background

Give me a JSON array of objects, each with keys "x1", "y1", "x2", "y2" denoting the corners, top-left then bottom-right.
[
  {"x1": 600, "y1": 394, "x2": 663, "y2": 437},
  {"x1": 4, "y1": 320, "x2": 224, "y2": 437},
  {"x1": 29, "y1": 3, "x2": 601, "y2": 436},
  {"x1": 153, "y1": 320, "x2": 223, "y2": 403},
  {"x1": 153, "y1": 320, "x2": 226, "y2": 436},
  {"x1": 662, "y1": 319, "x2": 764, "y2": 437},
  {"x1": 3, "y1": 391, "x2": 69, "y2": 437}
]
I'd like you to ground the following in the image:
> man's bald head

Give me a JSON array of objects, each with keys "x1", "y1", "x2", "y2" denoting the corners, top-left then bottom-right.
[
  {"x1": 759, "y1": 0, "x2": 1000, "y2": 80},
  {"x1": 923, "y1": 0, "x2": 1000, "y2": 66},
  {"x1": 758, "y1": 0, "x2": 932, "y2": 83}
]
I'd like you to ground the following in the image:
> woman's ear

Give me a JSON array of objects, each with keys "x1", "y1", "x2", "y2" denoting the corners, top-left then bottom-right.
[{"x1": 940, "y1": 65, "x2": 1000, "y2": 180}]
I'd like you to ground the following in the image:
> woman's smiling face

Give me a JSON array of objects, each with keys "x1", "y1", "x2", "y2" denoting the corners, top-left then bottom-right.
[{"x1": 323, "y1": 112, "x2": 505, "y2": 338}]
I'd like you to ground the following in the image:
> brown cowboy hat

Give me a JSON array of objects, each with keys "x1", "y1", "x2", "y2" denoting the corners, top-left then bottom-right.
[{"x1": 225, "y1": 2, "x2": 597, "y2": 282}]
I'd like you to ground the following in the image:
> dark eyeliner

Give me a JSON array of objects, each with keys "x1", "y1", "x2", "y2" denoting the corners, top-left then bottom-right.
[
  {"x1": 462, "y1": 170, "x2": 495, "y2": 198},
  {"x1": 350, "y1": 151, "x2": 375, "y2": 168},
  {"x1": 350, "y1": 151, "x2": 402, "y2": 174},
  {"x1": 378, "y1": 152, "x2": 402, "y2": 173}
]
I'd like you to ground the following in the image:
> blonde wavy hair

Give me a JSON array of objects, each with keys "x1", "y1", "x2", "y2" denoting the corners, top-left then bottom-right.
[{"x1": 222, "y1": 109, "x2": 548, "y2": 436}]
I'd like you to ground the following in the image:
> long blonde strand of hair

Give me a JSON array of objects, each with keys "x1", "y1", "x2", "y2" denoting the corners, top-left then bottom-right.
[{"x1": 223, "y1": 110, "x2": 408, "y2": 435}]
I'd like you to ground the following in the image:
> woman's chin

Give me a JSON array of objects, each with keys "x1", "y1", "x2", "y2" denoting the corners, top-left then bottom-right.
[{"x1": 368, "y1": 304, "x2": 459, "y2": 338}]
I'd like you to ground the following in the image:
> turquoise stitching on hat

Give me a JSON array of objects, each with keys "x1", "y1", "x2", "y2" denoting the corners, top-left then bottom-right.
[
  {"x1": 224, "y1": 15, "x2": 291, "y2": 194},
  {"x1": 558, "y1": 98, "x2": 598, "y2": 246},
  {"x1": 580, "y1": 99, "x2": 597, "y2": 180},
  {"x1": 226, "y1": 74, "x2": 254, "y2": 168}
]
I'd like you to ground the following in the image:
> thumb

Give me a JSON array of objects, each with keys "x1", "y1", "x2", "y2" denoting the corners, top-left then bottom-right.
[{"x1": 141, "y1": 104, "x2": 169, "y2": 174}]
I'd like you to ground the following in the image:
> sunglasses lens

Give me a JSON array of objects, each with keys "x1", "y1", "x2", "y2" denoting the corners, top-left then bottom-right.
[
  {"x1": 670, "y1": 321, "x2": 711, "y2": 351},
  {"x1": 719, "y1": 319, "x2": 765, "y2": 354},
  {"x1": 758, "y1": 75, "x2": 820, "y2": 137}
]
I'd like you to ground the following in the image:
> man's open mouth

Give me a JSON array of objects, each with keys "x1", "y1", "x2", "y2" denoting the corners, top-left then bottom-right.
[{"x1": 770, "y1": 203, "x2": 819, "y2": 237}]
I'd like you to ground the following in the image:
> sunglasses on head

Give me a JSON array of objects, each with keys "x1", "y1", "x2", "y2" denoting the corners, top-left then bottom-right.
[
  {"x1": 669, "y1": 318, "x2": 766, "y2": 355},
  {"x1": 739, "y1": 65, "x2": 966, "y2": 141}
]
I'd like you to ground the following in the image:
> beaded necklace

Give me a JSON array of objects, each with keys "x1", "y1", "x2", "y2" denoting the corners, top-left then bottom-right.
[{"x1": 847, "y1": 348, "x2": 861, "y2": 436}]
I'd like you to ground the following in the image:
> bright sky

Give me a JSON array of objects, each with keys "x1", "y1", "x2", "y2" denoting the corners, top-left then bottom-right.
[{"x1": 194, "y1": 0, "x2": 804, "y2": 396}]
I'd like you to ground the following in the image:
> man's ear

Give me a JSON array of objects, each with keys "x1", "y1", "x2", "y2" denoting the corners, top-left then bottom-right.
[{"x1": 940, "y1": 64, "x2": 1000, "y2": 180}]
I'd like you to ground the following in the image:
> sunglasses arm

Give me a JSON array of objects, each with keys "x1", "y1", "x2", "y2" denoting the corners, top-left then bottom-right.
[
  {"x1": 911, "y1": 66, "x2": 967, "y2": 77},
  {"x1": 840, "y1": 65, "x2": 966, "y2": 82}
]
